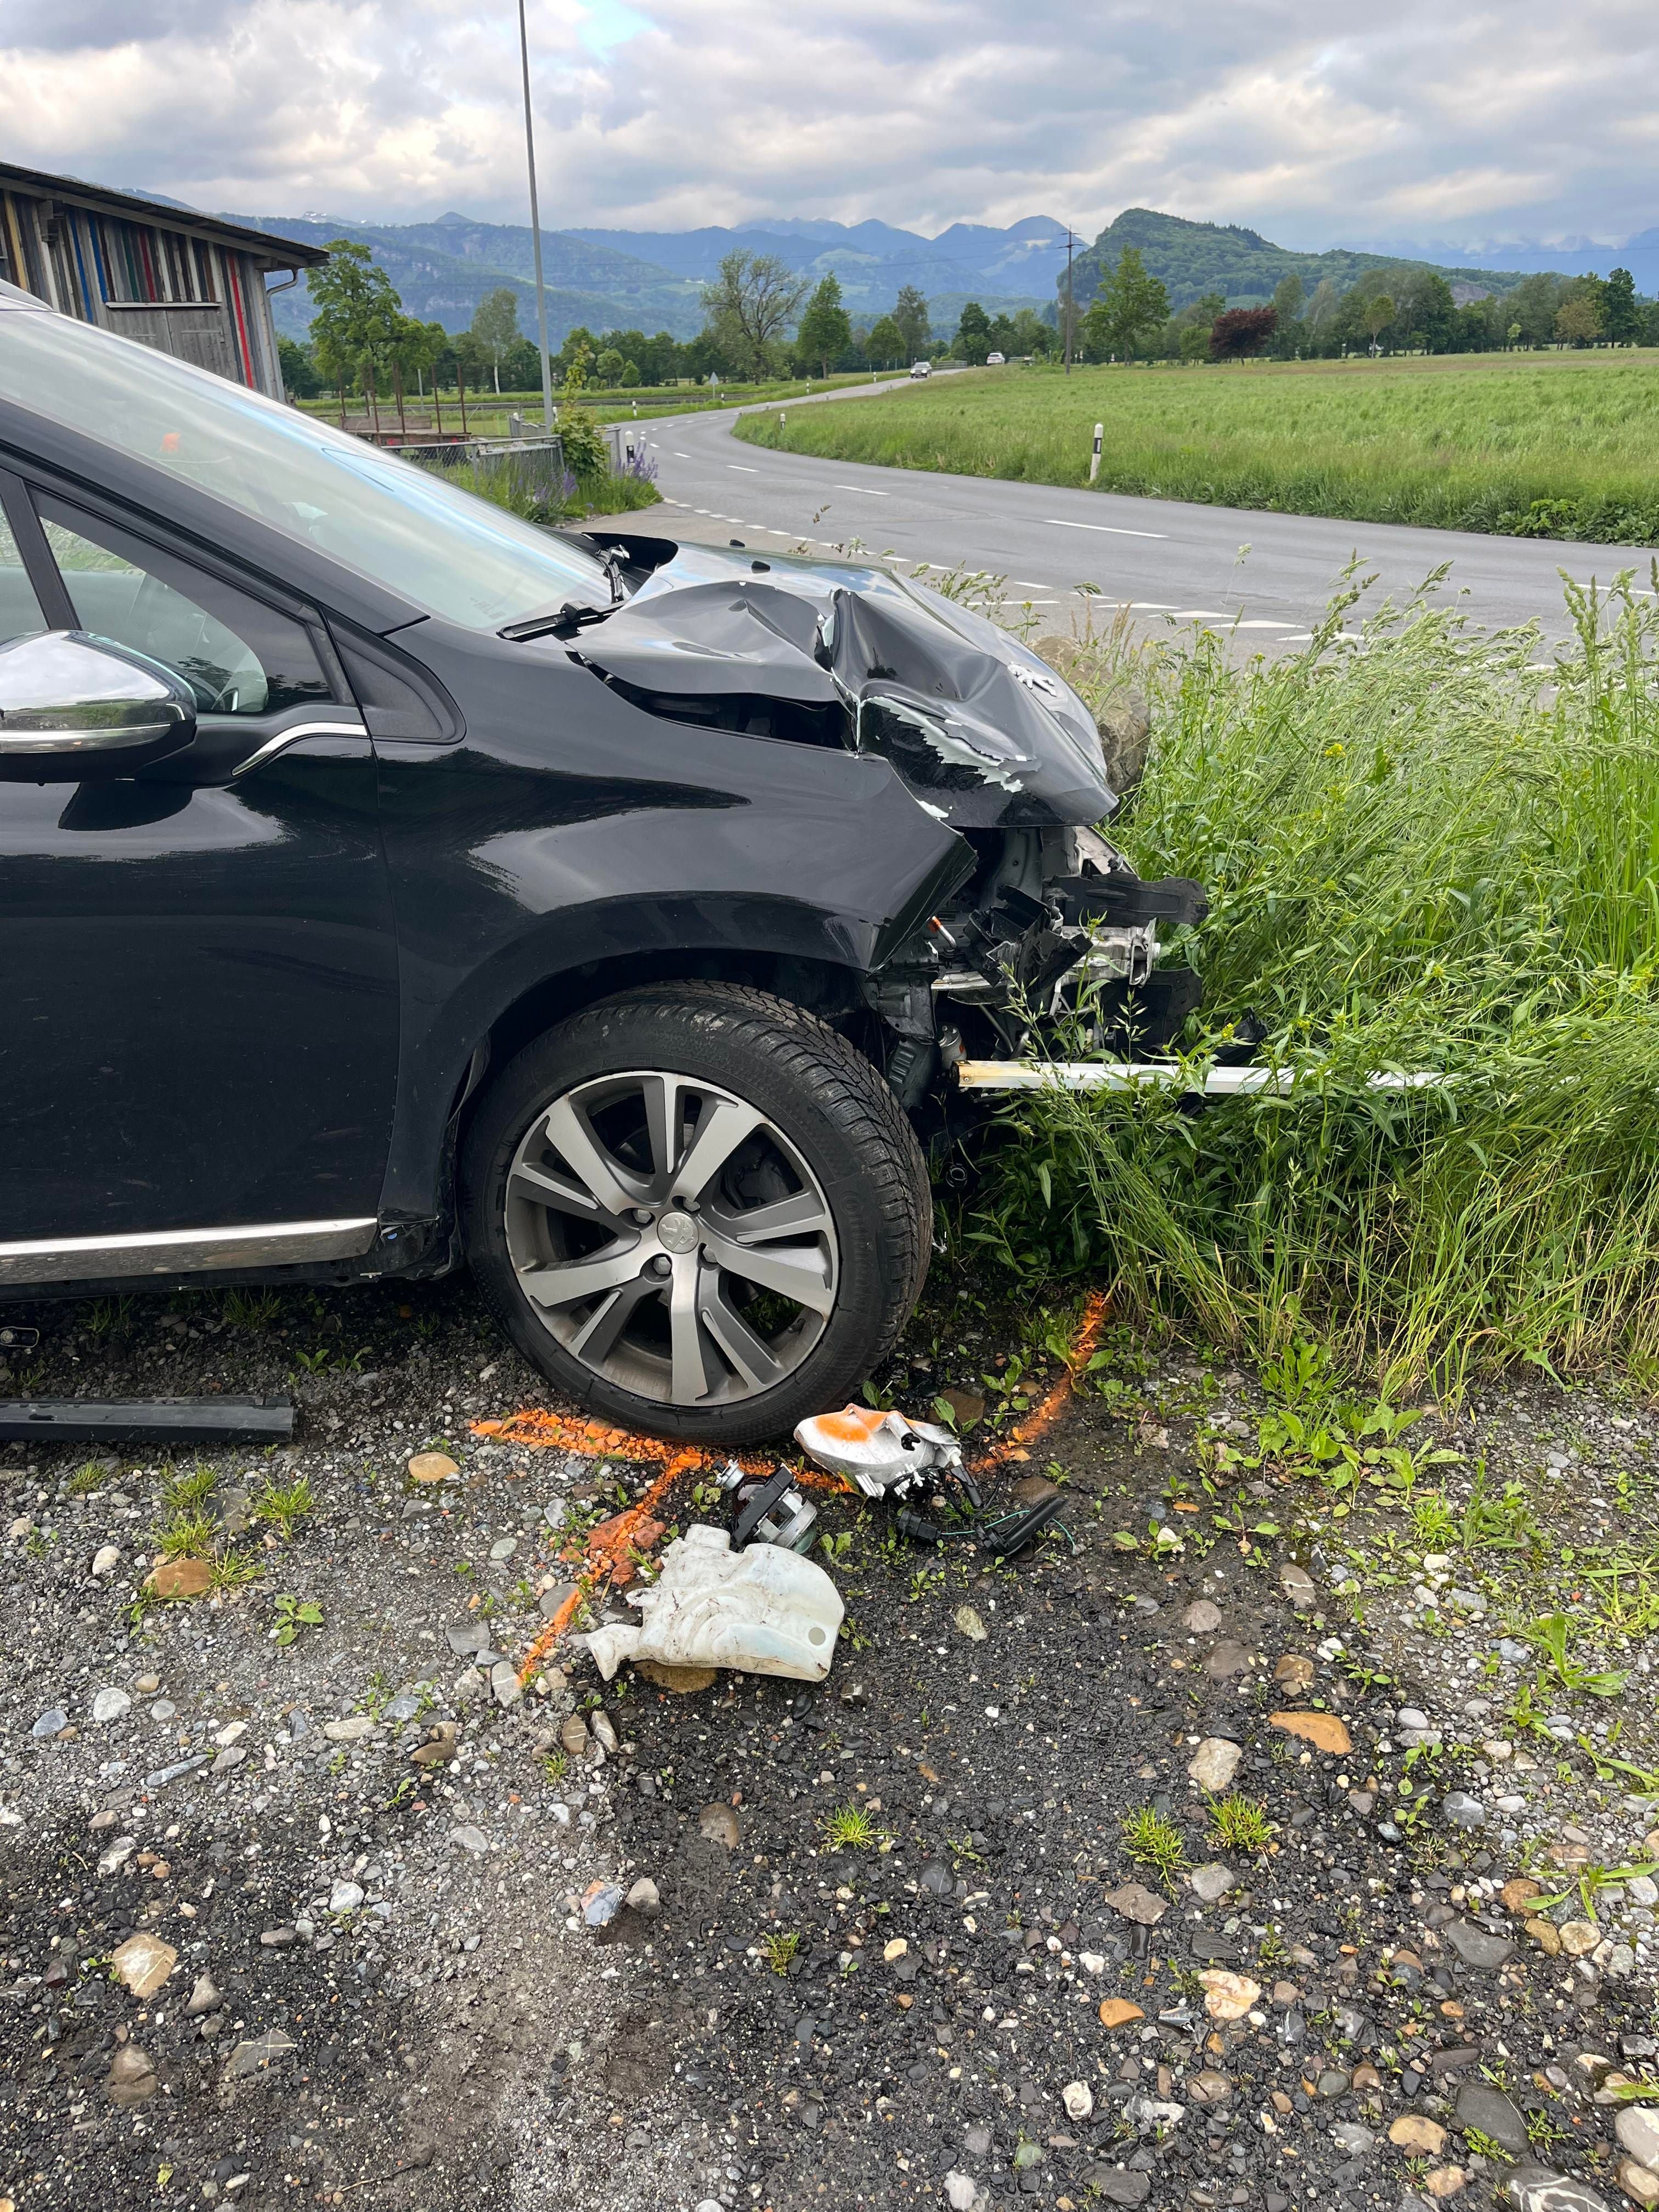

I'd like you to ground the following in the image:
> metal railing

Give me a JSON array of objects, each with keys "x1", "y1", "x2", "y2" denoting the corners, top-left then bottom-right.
[{"x1": 396, "y1": 435, "x2": 567, "y2": 504}]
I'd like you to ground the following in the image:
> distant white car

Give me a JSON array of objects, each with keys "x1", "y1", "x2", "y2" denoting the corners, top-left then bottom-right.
[
  {"x1": 909, "y1": 360, "x2": 931, "y2": 379},
  {"x1": 986, "y1": 351, "x2": 1006, "y2": 365}
]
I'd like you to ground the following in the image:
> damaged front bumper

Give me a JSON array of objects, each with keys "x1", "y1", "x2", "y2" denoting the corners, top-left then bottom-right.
[{"x1": 864, "y1": 821, "x2": 1212, "y2": 1112}]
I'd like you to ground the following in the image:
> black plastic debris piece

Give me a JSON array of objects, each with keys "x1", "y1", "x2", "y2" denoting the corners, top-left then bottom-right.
[{"x1": 0, "y1": 1396, "x2": 294, "y2": 1445}]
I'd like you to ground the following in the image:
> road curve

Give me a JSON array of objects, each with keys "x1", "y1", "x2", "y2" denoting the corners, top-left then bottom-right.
[{"x1": 632, "y1": 377, "x2": 1652, "y2": 646}]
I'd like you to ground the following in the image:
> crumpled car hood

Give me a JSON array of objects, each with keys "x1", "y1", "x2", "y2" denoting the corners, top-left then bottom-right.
[{"x1": 569, "y1": 535, "x2": 1115, "y2": 830}]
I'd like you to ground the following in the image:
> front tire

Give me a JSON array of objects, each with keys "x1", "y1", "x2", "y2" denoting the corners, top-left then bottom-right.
[{"x1": 460, "y1": 983, "x2": 931, "y2": 1446}]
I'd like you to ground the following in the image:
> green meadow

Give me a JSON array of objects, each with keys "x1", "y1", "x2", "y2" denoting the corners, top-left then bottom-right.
[{"x1": 736, "y1": 351, "x2": 1659, "y2": 544}]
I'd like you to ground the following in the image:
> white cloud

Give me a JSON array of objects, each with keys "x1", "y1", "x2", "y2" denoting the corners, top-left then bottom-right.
[{"x1": 1, "y1": 0, "x2": 1653, "y2": 249}]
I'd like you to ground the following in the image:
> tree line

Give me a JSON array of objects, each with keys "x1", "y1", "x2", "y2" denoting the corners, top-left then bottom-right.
[
  {"x1": 280, "y1": 241, "x2": 955, "y2": 403},
  {"x1": 1049, "y1": 250, "x2": 1659, "y2": 365}
]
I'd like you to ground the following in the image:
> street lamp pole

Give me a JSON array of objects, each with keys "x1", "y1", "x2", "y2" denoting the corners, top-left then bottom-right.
[{"x1": 517, "y1": 0, "x2": 555, "y2": 432}]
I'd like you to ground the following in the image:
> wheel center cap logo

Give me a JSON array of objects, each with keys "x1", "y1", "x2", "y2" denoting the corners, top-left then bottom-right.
[{"x1": 657, "y1": 1210, "x2": 698, "y2": 1255}]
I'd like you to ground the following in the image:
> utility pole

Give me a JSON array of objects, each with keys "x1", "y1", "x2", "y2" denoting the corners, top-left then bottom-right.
[
  {"x1": 517, "y1": 0, "x2": 555, "y2": 433},
  {"x1": 1063, "y1": 227, "x2": 1080, "y2": 375}
]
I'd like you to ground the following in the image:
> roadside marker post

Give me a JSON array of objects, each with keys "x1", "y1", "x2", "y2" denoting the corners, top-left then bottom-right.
[{"x1": 1088, "y1": 423, "x2": 1103, "y2": 483}]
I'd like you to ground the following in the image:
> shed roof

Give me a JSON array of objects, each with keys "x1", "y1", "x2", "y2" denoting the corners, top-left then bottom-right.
[{"x1": 0, "y1": 162, "x2": 330, "y2": 269}]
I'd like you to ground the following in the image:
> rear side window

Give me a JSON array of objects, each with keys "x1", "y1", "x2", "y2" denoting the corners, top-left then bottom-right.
[
  {"x1": 36, "y1": 498, "x2": 332, "y2": 716},
  {"x1": 0, "y1": 505, "x2": 44, "y2": 647}
]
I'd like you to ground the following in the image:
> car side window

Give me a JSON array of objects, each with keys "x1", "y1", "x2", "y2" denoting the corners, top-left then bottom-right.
[
  {"x1": 0, "y1": 506, "x2": 44, "y2": 646},
  {"x1": 35, "y1": 498, "x2": 332, "y2": 717}
]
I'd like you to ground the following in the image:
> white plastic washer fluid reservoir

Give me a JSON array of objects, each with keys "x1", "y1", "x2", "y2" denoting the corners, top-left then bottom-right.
[{"x1": 580, "y1": 1524, "x2": 844, "y2": 1684}]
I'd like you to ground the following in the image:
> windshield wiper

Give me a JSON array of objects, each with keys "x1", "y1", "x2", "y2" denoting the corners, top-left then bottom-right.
[{"x1": 501, "y1": 601, "x2": 617, "y2": 642}]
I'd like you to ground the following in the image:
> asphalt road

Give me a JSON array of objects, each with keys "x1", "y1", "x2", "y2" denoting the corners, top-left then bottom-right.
[{"x1": 632, "y1": 375, "x2": 1654, "y2": 647}]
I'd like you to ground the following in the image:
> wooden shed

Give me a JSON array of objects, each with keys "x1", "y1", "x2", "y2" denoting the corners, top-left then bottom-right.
[{"x1": 0, "y1": 162, "x2": 325, "y2": 400}]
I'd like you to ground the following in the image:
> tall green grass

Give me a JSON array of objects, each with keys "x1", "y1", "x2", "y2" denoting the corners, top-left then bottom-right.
[
  {"x1": 736, "y1": 352, "x2": 1659, "y2": 545},
  {"x1": 971, "y1": 569, "x2": 1659, "y2": 1390}
]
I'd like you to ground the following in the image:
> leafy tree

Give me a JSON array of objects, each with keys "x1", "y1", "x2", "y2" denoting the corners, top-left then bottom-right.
[
  {"x1": 501, "y1": 335, "x2": 541, "y2": 391},
  {"x1": 556, "y1": 326, "x2": 599, "y2": 383},
  {"x1": 1268, "y1": 274, "x2": 1306, "y2": 357},
  {"x1": 796, "y1": 273, "x2": 853, "y2": 377},
  {"x1": 277, "y1": 336, "x2": 322, "y2": 399},
  {"x1": 1011, "y1": 308, "x2": 1053, "y2": 357},
  {"x1": 1084, "y1": 247, "x2": 1171, "y2": 360},
  {"x1": 1507, "y1": 272, "x2": 1565, "y2": 348},
  {"x1": 955, "y1": 300, "x2": 992, "y2": 364},
  {"x1": 1412, "y1": 272, "x2": 1457, "y2": 352},
  {"x1": 1555, "y1": 295, "x2": 1601, "y2": 346},
  {"x1": 1210, "y1": 307, "x2": 1277, "y2": 360},
  {"x1": 1363, "y1": 294, "x2": 1395, "y2": 350},
  {"x1": 595, "y1": 347, "x2": 625, "y2": 386},
  {"x1": 700, "y1": 250, "x2": 809, "y2": 379},
  {"x1": 471, "y1": 287, "x2": 521, "y2": 394},
  {"x1": 307, "y1": 239, "x2": 403, "y2": 408},
  {"x1": 599, "y1": 328, "x2": 680, "y2": 386},
  {"x1": 619, "y1": 360, "x2": 640, "y2": 387},
  {"x1": 865, "y1": 313, "x2": 905, "y2": 368},
  {"x1": 1302, "y1": 277, "x2": 1340, "y2": 342},
  {"x1": 1178, "y1": 325, "x2": 1211, "y2": 363},
  {"x1": 680, "y1": 329, "x2": 738, "y2": 384},
  {"x1": 393, "y1": 315, "x2": 446, "y2": 397},
  {"x1": 1604, "y1": 267, "x2": 1640, "y2": 346},
  {"x1": 893, "y1": 284, "x2": 930, "y2": 360},
  {"x1": 452, "y1": 331, "x2": 489, "y2": 391}
]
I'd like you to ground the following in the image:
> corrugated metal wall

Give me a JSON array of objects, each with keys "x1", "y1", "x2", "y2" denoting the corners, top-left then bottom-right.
[{"x1": 0, "y1": 188, "x2": 285, "y2": 399}]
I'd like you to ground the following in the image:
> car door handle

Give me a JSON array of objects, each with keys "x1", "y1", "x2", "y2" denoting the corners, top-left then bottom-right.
[{"x1": 231, "y1": 718, "x2": 369, "y2": 778}]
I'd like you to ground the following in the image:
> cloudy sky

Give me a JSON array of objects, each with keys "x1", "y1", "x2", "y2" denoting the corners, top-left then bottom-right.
[{"x1": 2, "y1": 0, "x2": 1653, "y2": 249}]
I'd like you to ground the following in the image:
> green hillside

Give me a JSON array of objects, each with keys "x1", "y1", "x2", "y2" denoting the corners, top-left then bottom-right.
[{"x1": 1070, "y1": 208, "x2": 1540, "y2": 313}]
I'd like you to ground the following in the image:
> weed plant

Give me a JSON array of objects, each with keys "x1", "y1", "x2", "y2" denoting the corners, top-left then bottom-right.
[
  {"x1": 969, "y1": 569, "x2": 1659, "y2": 1392},
  {"x1": 1121, "y1": 1804, "x2": 1188, "y2": 1886},
  {"x1": 737, "y1": 351, "x2": 1659, "y2": 544}
]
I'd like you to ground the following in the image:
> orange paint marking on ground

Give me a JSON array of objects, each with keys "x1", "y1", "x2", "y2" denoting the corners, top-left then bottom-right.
[
  {"x1": 494, "y1": 1290, "x2": 1108, "y2": 1682},
  {"x1": 975, "y1": 1290, "x2": 1109, "y2": 1469},
  {"x1": 481, "y1": 1413, "x2": 781, "y2": 1681}
]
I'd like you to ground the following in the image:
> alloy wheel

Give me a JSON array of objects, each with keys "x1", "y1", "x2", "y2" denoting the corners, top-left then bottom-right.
[{"x1": 503, "y1": 1069, "x2": 840, "y2": 1408}]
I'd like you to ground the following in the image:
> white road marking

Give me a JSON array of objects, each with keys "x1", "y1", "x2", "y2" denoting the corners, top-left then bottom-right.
[
  {"x1": 1172, "y1": 611, "x2": 1232, "y2": 620},
  {"x1": 1012, "y1": 580, "x2": 1054, "y2": 590},
  {"x1": 674, "y1": 452, "x2": 691, "y2": 458},
  {"x1": 1130, "y1": 601, "x2": 1177, "y2": 611},
  {"x1": 1235, "y1": 619, "x2": 1301, "y2": 630},
  {"x1": 834, "y1": 484, "x2": 888, "y2": 495},
  {"x1": 1046, "y1": 517, "x2": 1168, "y2": 539},
  {"x1": 728, "y1": 464, "x2": 758, "y2": 472}
]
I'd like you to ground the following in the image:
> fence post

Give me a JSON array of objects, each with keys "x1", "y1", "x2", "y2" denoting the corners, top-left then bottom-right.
[{"x1": 1088, "y1": 422, "x2": 1103, "y2": 484}]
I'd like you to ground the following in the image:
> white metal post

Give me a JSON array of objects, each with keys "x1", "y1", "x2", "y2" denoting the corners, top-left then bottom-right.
[
  {"x1": 517, "y1": 0, "x2": 555, "y2": 435},
  {"x1": 1088, "y1": 422, "x2": 1103, "y2": 483}
]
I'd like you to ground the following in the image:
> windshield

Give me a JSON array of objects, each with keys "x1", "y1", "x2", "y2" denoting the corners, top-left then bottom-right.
[{"x1": 0, "y1": 304, "x2": 612, "y2": 628}]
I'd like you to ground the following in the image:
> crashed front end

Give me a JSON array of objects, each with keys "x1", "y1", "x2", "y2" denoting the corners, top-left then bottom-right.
[{"x1": 574, "y1": 533, "x2": 1207, "y2": 1112}]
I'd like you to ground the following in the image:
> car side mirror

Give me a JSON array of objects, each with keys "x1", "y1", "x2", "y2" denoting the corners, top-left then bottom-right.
[{"x1": 0, "y1": 630, "x2": 197, "y2": 783}]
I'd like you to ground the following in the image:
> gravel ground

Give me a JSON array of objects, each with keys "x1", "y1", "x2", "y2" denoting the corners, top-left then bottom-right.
[{"x1": 2, "y1": 1268, "x2": 1657, "y2": 2212}]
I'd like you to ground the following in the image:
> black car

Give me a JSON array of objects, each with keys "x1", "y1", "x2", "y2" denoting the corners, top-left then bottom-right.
[{"x1": 0, "y1": 281, "x2": 1198, "y2": 1443}]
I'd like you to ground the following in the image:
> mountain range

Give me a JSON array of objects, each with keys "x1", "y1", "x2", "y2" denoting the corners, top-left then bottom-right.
[
  {"x1": 232, "y1": 210, "x2": 1071, "y2": 343},
  {"x1": 194, "y1": 203, "x2": 1641, "y2": 347}
]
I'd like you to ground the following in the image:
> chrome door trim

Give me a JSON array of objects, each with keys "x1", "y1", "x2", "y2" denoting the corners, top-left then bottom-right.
[
  {"x1": 232, "y1": 718, "x2": 368, "y2": 778},
  {"x1": 0, "y1": 1216, "x2": 380, "y2": 1285}
]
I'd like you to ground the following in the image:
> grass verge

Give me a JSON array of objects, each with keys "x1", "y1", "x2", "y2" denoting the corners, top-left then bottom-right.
[
  {"x1": 968, "y1": 566, "x2": 1659, "y2": 1392},
  {"x1": 736, "y1": 351, "x2": 1659, "y2": 546}
]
